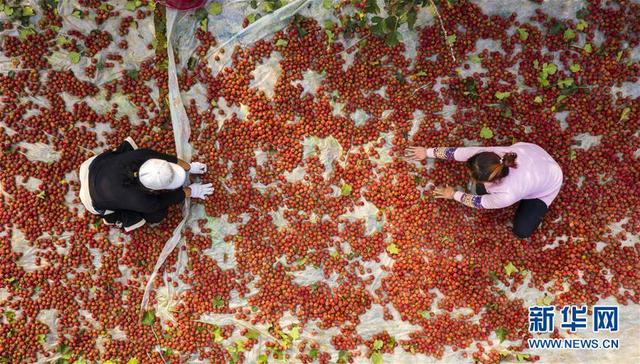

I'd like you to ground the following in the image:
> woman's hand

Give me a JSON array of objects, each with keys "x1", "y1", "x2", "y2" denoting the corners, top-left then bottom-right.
[
  {"x1": 433, "y1": 186, "x2": 455, "y2": 200},
  {"x1": 405, "y1": 146, "x2": 427, "y2": 161}
]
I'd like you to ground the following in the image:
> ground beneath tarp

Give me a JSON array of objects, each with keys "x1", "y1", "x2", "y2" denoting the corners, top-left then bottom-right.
[{"x1": 1, "y1": 0, "x2": 639, "y2": 363}]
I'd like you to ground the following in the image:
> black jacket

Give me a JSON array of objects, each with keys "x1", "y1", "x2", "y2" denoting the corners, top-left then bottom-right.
[{"x1": 86, "y1": 139, "x2": 185, "y2": 231}]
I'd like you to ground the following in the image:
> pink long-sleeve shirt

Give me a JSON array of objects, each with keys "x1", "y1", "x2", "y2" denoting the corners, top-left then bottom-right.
[{"x1": 426, "y1": 142, "x2": 563, "y2": 209}]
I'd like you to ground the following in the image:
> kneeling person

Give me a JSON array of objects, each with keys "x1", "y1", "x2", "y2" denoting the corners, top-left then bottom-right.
[{"x1": 79, "y1": 137, "x2": 213, "y2": 231}]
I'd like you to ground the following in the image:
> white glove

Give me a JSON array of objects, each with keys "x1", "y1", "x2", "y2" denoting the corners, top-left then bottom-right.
[
  {"x1": 189, "y1": 183, "x2": 213, "y2": 199},
  {"x1": 189, "y1": 162, "x2": 207, "y2": 174}
]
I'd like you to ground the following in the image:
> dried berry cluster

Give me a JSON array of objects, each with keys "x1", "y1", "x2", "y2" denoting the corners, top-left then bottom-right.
[{"x1": 1, "y1": 0, "x2": 639, "y2": 363}]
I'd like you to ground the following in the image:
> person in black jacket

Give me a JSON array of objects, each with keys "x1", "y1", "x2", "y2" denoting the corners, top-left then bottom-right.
[{"x1": 79, "y1": 137, "x2": 213, "y2": 231}]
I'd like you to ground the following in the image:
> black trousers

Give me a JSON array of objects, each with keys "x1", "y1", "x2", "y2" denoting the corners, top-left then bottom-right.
[
  {"x1": 143, "y1": 209, "x2": 167, "y2": 224},
  {"x1": 102, "y1": 208, "x2": 167, "y2": 226},
  {"x1": 476, "y1": 183, "x2": 548, "y2": 239}
]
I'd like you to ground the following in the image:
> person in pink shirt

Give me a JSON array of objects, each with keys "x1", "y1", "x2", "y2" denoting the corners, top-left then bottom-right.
[{"x1": 406, "y1": 142, "x2": 563, "y2": 238}]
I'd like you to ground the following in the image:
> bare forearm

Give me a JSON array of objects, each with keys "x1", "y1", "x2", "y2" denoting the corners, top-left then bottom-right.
[{"x1": 177, "y1": 159, "x2": 190, "y2": 171}]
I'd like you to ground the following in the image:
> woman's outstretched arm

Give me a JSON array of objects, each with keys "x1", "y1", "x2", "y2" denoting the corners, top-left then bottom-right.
[
  {"x1": 434, "y1": 186, "x2": 519, "y2": 209},
  {"x1": 406, "y1": 146, "x2": 513, "y2": 162},
  {"x1": 453, "y1": 190, "x2": 518, "y2": 209}
]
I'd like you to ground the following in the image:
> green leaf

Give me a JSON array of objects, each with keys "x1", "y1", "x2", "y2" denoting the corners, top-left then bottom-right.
[
  {"x1": 494, "y1": 91, "x2": 511, "y2": 100},
  {"x1": 549, "y1": 21, "x2": 566, "y2": 35},
  {"x1": 71, "y1": 9, "x2": 83, "y2": 18},
  {"x1": 504, "y1": 262, "x2": 518, "y2": 276},
  {"x1": 322, "y1": 0, "x2": 333, "y2": 9},
  {"x1": 142, "y1": 310, "x2": 155, "y2": 326},
  {"x1": 619, "y1": 107, "x2": 631, "y2": 121},
  {"x1": 325, "y1": 29, "x2": 334, "y2": 44},
  {"x1": 330, "y1": 250, "x2": 340, "y2": 258},
  {"x1": 58, "y1": 344, "x2": 71, "y2": 358},
  {"x1": 557, "y1": 78, "x2": 574, "y2": 88},
  {"x1": 257, "y1": 354, "x2": 268, "y2": 364},
  {"x1": 584, "y1": 43, "x2": 592, "y2": 53},
  {"x1": 245, "y1": 329, "x2": 260, "y2": 339},
  {"x1": 576, "y1": 20, "x2": 587, "y2": 31},
  {"x1": 569, "y1": 63, "x2": 581, "y2": 72},
  {"x1": 213, "y1": 296, "x2": 225, "y2": 308},
  {"x1": 536, "y1": 293, "x2": 554, "y2": 305},
  {"x1": 247, "y1": 14, "x2": 256, "y2": 24},
  {"x1": 576, "y1": 7, "x2": 589, "y2": 19},
  {"x1": 385, "y1": 16, "x2": 397, "y2": 32},
  {"x1": 208, "y1": 2, "x2": 222, "y2": 15},
  {"x1": 469, "y1": 54, "x2": 481, "y2": 63},
  {"x1": 495, "y1": 327, "x2": 508, "y2": 342},
  {"x1": 414, "y1": 71, "x2": 427, "y2": 77},
  {"x1": 534, "y1": 96, "x2": 543, "y2": 103},
  {"x1": 73, "y1": 359, "x2": 88, "y2": 364},
  {"x1": 563, "y1": 28, "x2": 576, "y2": 41},
  {"x1": 68, "y1": 52, "x2": 81, "y2": 64},
  {"x1": 387, "y1": 337, "x2": 396, "y2": 348},
  {"x1": 309, "y1": 348, "x2": 319, "y2": 359},
  {"x1": 338, "y1": 350, "x2": 349, "y2": 363},
  {"x1": 479, "y1": 126, "x2": 493, "y2": 139},
  {"x1": 386, "y1": 243, "x2": 399, "y2": 255},
  {"x1": 19, "y1": 26, "x2": 36, "y2": 40},
  {"x1": 200, "y1": 18, "x2": 208, "y2": 32},
  {"x1": 407, "y1": 10, "x2": 417, "y2": 30},
  {"x1": 517, "y1": 28, "x2": 528, "y2": 41},
  {"x1": 275, "y1": 39, "x2": 288, "y2": 47},
  {"x1": 125, "y1": 1, "x2": 137, "y2": 11},
  {"x1": 569, "y1": 149, "x2": 577, "y2": 161},
  {"x1": 127, "y1": 69, "x2": 139, "y2": 79},
  {"x1": 445, "y1": 34, "x2": 456, "y2": 45},
  {"x1": 385, "y1": 31, "x2": 401, "y2": 47},
  {"x1": 515, "y1": 353, "x2": 531, "y2": 362},
  {"x1": 538, "y1": 76, "x2": 550, "y2": 88},
  {"x1": 289, "y1": 326, "x2": 300, "y2": 340},
  {"x1": 419, "y1": 310, "x2": 431, "y2": 319},
  {"x1": 4, "y1": 6, "x2": 14, "y2": 16},
  {"x1": 5, "y1": 311, "x2": 15, "y2": 322},
  {"x1": 542, "y1": 62, "x2": 557, "y2": 75},
  {"x1": 341, "y1": 183, "x2": 352, "y2": 196},
  {"x1": 36, "y1": 334, "x2": 46, "y2": 344},
  {"x1": 22, "y1": 6, "x2": 34, "y2": 16},
  {"x1": 371, "y1": 351, "x2": 382, "y2": 364},
  {"x1": 126, "y1": 359, "x2": 139, "y2": 364},
  {"x1": 235, "y1": 340, "x2": 246, "y2": 352},
  {"x1": 373, "y1": 339, "x2": 383, "y2": 350},
  {"x1": 195, "y1": 7, "x2": 207, "y2": 20},
  {"x1": 213, "y1": 327, "x2": 224, "y2": 342}
]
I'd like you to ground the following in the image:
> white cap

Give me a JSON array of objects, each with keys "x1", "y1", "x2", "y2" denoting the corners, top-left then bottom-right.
[{"x1": 138, "y1": 159, "x2": 186, "y2": 190}]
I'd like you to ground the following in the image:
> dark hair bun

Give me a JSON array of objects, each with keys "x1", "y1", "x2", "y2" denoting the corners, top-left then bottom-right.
[{"x1": 501, "y1": 152, "x2": 517, "y2": 168}]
